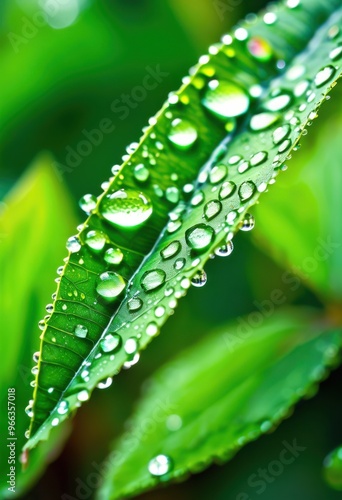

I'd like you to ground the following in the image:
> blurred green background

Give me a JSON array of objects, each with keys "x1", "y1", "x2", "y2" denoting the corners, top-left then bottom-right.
[{"x1": 1, "y1": 0, "x2": 342, "y2": 498}]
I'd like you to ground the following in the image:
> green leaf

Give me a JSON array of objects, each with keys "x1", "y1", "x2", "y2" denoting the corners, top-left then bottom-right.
[
  {"x1": 0, "y1": 154, "x2": 76, "y2": 497},
  {"x1": 98, "y1": 308, "x2": 341, "y2": 499},
  {"x1": 323, "y1": 445, "x2": 342, "y2": 491},
  {"x1": 26, "y1": 0, "x2": 342, "y2": 450},
  {"x1": 252, "y1": 87, "x2": 342, "y2": 304}
]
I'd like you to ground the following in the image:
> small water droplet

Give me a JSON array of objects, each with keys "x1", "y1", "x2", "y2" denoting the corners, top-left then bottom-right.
[
  {"x1": 203, "y1": 200, "x2": 222, "y2": 221},
  {"x1": 100, "y1": 189, "x2": 152, "y2": 227},
  {"x1": 166, "y1": 414, "x2": 183, "y2": 431},
  {"x1": 128, "y1": 297, "x2": 143, "y2": 312},
  {"x1": 185, "y1": 224, "x2": 215, "y2": 251},
  {"x1": 209, "y1": 164, "x2": 227, "y2": 184},
  {"x1": 51, "y1": 417, "x2": 59, "y2": 427},
  {"x1": 96, "y1": 272, "x2": 126, "y2": 300},
  {"x1": 191, "y1": 191, "x2": 205, "y2": 207},
  {"x1": 97, "y1": 377, "x2": 113, "y2": 389},
  {"x1": 146, "y1": 322, "x2": 159, "y2": 336},
  {"x1": 77, "y1": 390, "x2": 89, "y2": 402},
  {"x1": 134, "y1": 163, "x2": 150, "y2": 182},
  {"x1": 74, "y1": 324, "x2": 88, "y2": 338},
  {"x1": 273, "y1": 125, "x2": 291, "y2": 145},
  {"x1": 174, "y1": 258, "x2": 186, "y2": 270},
  {"x1": 85, "y1": 230, "x2": 106, "y2": 251},
  {"x1": 250, "y1": 151, "x2": 268, "y2": 166},
  {"x1": 250, "y1": 112, "x2": 280, "y2": 131},
  {"x1": 141, "y1": 269, "x2": 166, "y2": 292},
  {"x1": 104, "y1": 247, "x2": 124, "y2": 265},
  {"x1": 202, "y1": 80, "x2": 250, "y2": 119},
  {"x1": 264, "y1": 93, "x2": 291, "y2": 112},
  {"x1": 330, "y1": 46, "x2": 342, "y2": 61},
  {"x1": 124, "y1": 337, "x2": 139, "y2": 356},
  {"x1": 155, "y1": 306, "x2": 165, "y2": 318},
  {"x1": 148, "y1": 454, "x2": 173, "y2": 477},
  {"x1": 238, "y1": 181, "x2": 256, "y2": 201},
  {"x1": 240, "y1": 213, "x2": 255, "y2": 231},
  {"x1": 165, "y1": 186, "x2": 180, "y2": 204},
  {"x1": 314, "y1": 65, "x2": 336, "y2": 87},
  {"x1": 57, "y1": 400, "x2": 69, "y2": 415},
  {"x1": 168, "y1": 118, "x2": 198, "y2": 150},
  {"x1": 219, "y1": 181, "x2": 236, "y2": 200}
]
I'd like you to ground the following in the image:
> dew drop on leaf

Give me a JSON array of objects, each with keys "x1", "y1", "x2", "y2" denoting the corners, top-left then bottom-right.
[
  {"x1": 314, "y1": 65, "x2": 336, "y2": 87},
  {"x1": 191, "y1": 269, "x2": 207, "y2": 287},
  {"x1": 85, "y1": 230, "x2": 106, "y2": 251},
  {"x1": 191, "y1": 191, "x2": 205, "y2": 206},
  {"x1": 77, "y1": 390, "x2": 89, "y2": 402},
  {"x1": 104, "y1": 247, "x2": 124, "y2": 265},
  {"x1": 97, "y1": 377, "x2": 113, "y2": 389},
  {"x1": 127, "y1": 297, "x2": 143, "y2": 312},
  {"x1": 238, "y1": 181, "x2": 256, "y2": 201},
  {"x1": 100, "y1": 189, "x2": 153, "y2": 227},
  {"x1": 79, "y1": 194, "x2": 97, "y2": 214},
  {"x1": 174, "y1": 258, "x2": 186, "y2": 271},
  {"x1": 124, "y1": 337, "x2": 139, "y2": 356},
  {"x1": 146, "y1": 322, "x2": 159, "y2": 337},
  {"x1": 185, "y1": 224, "x2": 215, "y2": 251},
  {"x1": 96, "y1": 272, "x2": 126, "y2": 300},
  {"x1": 165, "y1": 186, "x2": 180, "y2": 204},
  {"x1": 202, "y1": 80, "x2": 250, "y2": 119},
  {"x1": 57, "y1": 401, "x2": 69, "y2": 415},
  {"x1": 264, "y1": 93, "x2": 292, "y2": 112},
  {"x1": 219, "y1": 181, "x2": 236, "y2": 200},
  {"x1": 247, "y1": 37, "x2": 273, "y2": 61},
  {"x1": 204, "y1": 200, "x2": 222, "y2": 220},
  {"x1": 133, "y1": 163, "x2": 150, "y2": 182},
  {"x1": 240, "y1": 213, "x2": 255, "y2": 231},
  {"x1": 215, "y1": 240, "x2": 234, "y2": 257},
  {"x1": 330, "y1": 46, "x2": 342, "y2": 62},
  {"x1": 141, "y1": 269, "x2": 166, "y2": 292},
  {"x1": 273, "y1": 124, "x2": 291, "y2": 145},
  {"x1": 250, "y1": 151, "x2": 268, "y2": 166},
  {"x1": 167, "y1": 118, "x2": 198, "y2": 150},
  {"x1": 66, "y1": 235, "x2": 81, "y2": 253},
  {"x1": 160, "y1": 241, "x2": 181, "y2": 260},
  {"x1": 74, "y1": 324, "x2": 88, "y2": 338},
  {"x1": 250, "y1": 112, "x2": 280, "y2": 131},
  {"x1": 148, "y1": 454, "x2": 173, "y2": 477},
  {"x1": 209, "y1": 164, "x2": 228, "y2": 184},
  {"x1": 100, "y1": 333, "x2": 122, "y2": 353}
]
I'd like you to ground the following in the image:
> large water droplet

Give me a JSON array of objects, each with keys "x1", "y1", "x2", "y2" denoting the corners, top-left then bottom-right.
[
  {"x1": 100, "y1": 189, "x2": 152, "y2": 227},
  {"x1": 85, "y1": 230, "x2": 106, "y2": 251},
  {"x1": 161, "y1": 241, "x2": 181, "y2": 260},
  {"x1": 96, "y1": 272, "x2": 126, "y2": 300},
  {"x1": 104, "y1": 247, "x2": 124, "y2": 265},
  {"x1": 148, "y1": 454, "x2": 173, "y2": 477},
  {"x1": 79, "y1": 194, "x2": 97, "y2": 214},
  {"x1": 204, "y1": 200, "x2": 222, "y2": 220},
  {"x1": 314, "y1": 65, "x2": 336, "y2": 87},
  {"x1": 215, "y1": 240, "x2": 234, "y2": 257},
  {"x1": 74, "y1": 324, "x2": 88, "y2": 338},
  {"x1": 202, "y1": 80, "x2": 250, "y2": 119},
  {"x1": 191, "y1": 269, "x2": 207, "y2": 287},
  {"x1": 141, "y1": 269, "x2": 166, "y2": 292},
  {"x1": 66, "y1": 236, "x2": 81, "y2": 253},
  {"x1": 100, "y1": 333, "x2": 121, "y2": 353},
  {"x1": 185, "y1": 224, "x2": 215, "y2": 251},
  {"x1": 168, "y1": 118, "x2": 198, "y2": 150}
]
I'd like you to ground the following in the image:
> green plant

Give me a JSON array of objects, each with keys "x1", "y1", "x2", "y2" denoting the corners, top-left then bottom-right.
[{"x1": 12, "y1": 0, "x2": 342, "y2": 497}]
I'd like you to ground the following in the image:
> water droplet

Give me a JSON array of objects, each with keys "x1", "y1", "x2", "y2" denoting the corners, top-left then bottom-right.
[
  {"x1": 74, "y1": 324, "x2": 88, "y2": 338},
  {"x1": 168, "y1": 118, "x2": 198, "y2": 150},
  {"x1": 33, "y1": 351, "x2": 40, "y2": 363},
  {"x1": 161, "y1": 241, "x2": 181, "y2": 260},
  {"x1": 215, "y1": 240, "x2": 234, "y2": 257},
  {"x1": 251, "y1": 151, "x2": 268, "y2": 167},
  {"x1": 128, "y1": 297, "x2": 143, "y2": 312},
  {"x1": 191, "y1": 269, "x2": 207, "y2": 287},
  {"x1": 38, "y1": 319, "x2": 45, "y2": 331},
  {"x1": 66, "y1": 236, "x2": 81, "y2": 253},
  {"x1": 264, "y1": 93, "x2": 291, "y2": 112},
  {"x1": 51, "y1": 417, "x2": 59, "y2": 427},
  {"x1": 77, "y1": 390, "x2": 89, "y2": 402},
  {"x1": 323, "y1": 446, "x2": 342, "y2": 491},
  {"x1": 315, "y1": 65, "x2": 336, "y2": 87},
  {"x1": 278, "y1": 139, "x2": 292, "y2": 153},
  {"x1": 202, "y1": 80, "x2": 250, "y2": 119},
  {"x1": 124, "y1": 337, "x2": 139, "y2": 356},
  {"x1": 100, "y1": 333, "x2": 121, "y2": 353},
  {"x1": 104, "y1": 247, "x2": 124, "y2": 265},
  {"x1": 273, "y1": 125, "x2": 291, "y2": 145},
  {"x1": 96, "y1": 272, "x2": 126, "y2": 300},
  {"x1": 79, "y1": 194, "x2": 97, "y2": 213},
  {"x1": 191, "y1": 191, "x2": 205, "y2": 207},
  {"x1": 250, "y1": 112, "x2": 280, "y2": 131},
  {"x1": 97, "y1": 377, "x2": 113, "y2": 389},
  {"x1": 57, "y1": 400, "x2": 69, "y2": 415},
  {"x1": 155, "y1": 306, "x2": 165, "y2": 318},
  {"x1": 204, "y1": 200, "x2": 222, "y2": 220},
  {"x1": 185, "y1": 224, "x2": 215, "y2": 251},
  {"x1": 146, "y1": 322, "x2": 159, "y2": 336},
  {"x1": 134, "y1": 163, "x2": 150, "y2": 182},
  {"x1": 141, "y1": 269, "x2": 166, "y2": 292},
  {"x1": 174, "y1": 258, "x2": 186, "y2": 270},
  {"x1": 330, "y1": 46, "x2": 342, "y2": 61},
  {"x1": 239, "y1": 181, "x2": 256, "y2": 201},
  {"x1": 219, "y1": 181, "x2": 236, "y2": 200},
  {"x1": 240, "y1": 213, "x2": 255, "y2": 231},
  {"x1": 100, "y1": 189, "x2": 152, "y2": 227},
  {"x1": 247, "y1": 37, "x2": 273, "y2": 61},
  {"x1": 166, "y1": 414, "x2": 183, "y2": 431},
  {"x1": 209, "y1": 164, "x2": 227, "y2": 184},
  {"x1": 165, "y1": 186, "x2": 180, "y2": 204},
  {"x1": 148, "y1": 454, "x2": 173, "y2": 477},
  {"x1": 85, "y1": 230, "x2": 106, "y2": 251}
]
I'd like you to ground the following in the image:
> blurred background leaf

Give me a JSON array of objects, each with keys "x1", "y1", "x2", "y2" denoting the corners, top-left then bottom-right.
[{"x1": 0, "y1": 154, "x2": 77, "y2": 497}]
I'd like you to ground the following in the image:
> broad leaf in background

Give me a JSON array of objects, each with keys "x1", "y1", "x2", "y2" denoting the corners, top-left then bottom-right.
[
  {"x1": 0, "y1": 154, "x2": 77, "y2": 497},
  {"x1": 253, "y1": 87, "x2": 342, "y2": 304},
  {"x1": 26, "y1": 0, "x2": 342, "y2": 450},
  {"x1": 98, "y1": 309, "x2": 341, "y2": 499}
]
